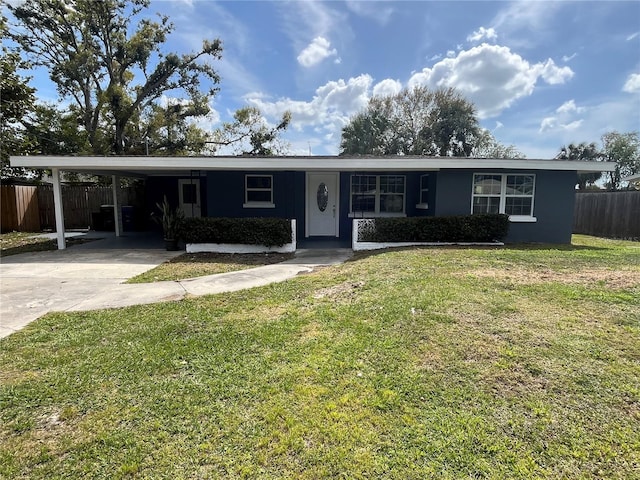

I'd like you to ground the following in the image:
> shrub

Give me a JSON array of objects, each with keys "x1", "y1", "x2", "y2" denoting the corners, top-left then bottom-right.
[
  {"x1": 358, "y1": 214, "x2": 510, "y2": 243},
  {"x1": 182, "y1": 217, "x2": 292, "y2": 247}
]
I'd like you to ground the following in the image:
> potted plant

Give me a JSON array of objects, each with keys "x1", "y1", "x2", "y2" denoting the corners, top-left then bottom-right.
[{"x1": 153, "y1": 196, "x2": 184, "y2": 250}]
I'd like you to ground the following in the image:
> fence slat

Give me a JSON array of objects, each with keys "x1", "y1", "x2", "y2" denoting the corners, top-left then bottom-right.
[
  {"x1": 2, "y1": 184, "x2": 145, "y2": 232},
  {"x1": 573, "y1": 191, "x2": 640, "y2": 240}
]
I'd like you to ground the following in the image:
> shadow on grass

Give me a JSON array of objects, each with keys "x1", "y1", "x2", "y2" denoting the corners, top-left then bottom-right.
[{"x1": 0, "y1": 237, "x2": 100, "y2": 258}]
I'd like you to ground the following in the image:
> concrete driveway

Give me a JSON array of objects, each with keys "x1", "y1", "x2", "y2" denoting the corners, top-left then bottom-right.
[
  {"x1": 0, "y1": 246, "x2": 183, "y2": 337},
  {"x1": 0, "y1": 233, "x2": 353, "y2": 338}
]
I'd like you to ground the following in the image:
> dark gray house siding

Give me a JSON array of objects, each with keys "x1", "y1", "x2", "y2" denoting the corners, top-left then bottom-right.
[
  {"x1": 205, "y1": 171, "x2": 306, "y2": 240},
  {"x1": 434, "y1": 169, "x2": 577, "y2": 243},
  {"x1": 147, "y1": 167, "x2": 577, "y2": 245}
]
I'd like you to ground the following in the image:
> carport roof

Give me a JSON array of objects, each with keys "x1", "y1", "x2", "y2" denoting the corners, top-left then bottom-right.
[{"x1": 10, "y1": 155, "x2": 616, "y2": 177}]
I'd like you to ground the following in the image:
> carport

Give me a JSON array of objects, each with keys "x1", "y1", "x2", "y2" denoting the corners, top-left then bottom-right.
[{"x1": 9, "y1": 156, "x2": 216, "y2": 250}]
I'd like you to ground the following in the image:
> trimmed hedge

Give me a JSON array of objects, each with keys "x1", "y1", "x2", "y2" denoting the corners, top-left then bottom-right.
[
  {"x1": 182, "y1": 217, "x2": 292, "y2": 248},
  {"x1": 358, "y1": 214, "x2": 510, "y2": 243}
]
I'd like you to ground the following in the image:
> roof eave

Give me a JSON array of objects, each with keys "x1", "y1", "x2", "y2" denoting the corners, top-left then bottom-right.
[{"x1": 9, "y1": 155, "x2": 617, "y2": 173}]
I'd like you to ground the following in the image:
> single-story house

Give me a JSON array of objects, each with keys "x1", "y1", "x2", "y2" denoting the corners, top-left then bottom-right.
[{"x1": 9, "y1": 155, "x2": 615, "y2": 249}]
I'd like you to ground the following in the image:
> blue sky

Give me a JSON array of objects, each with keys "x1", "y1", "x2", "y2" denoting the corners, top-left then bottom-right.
[{"x1": 12, "y1": 0, "x2": 640, "y2": 158}]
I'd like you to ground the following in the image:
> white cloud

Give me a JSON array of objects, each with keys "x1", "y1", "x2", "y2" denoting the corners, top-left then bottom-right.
[
  {"x1": 562, "y1": 53, "x2": 577, "y2": 62},
  {"x1": 556, "y1": 100, "x2": 585, "y2": 114},
  {"x1": 539, "y1": 100, "x2": 585, "y2": 133},
  {"x1": 297, "y1": 36, "x2": 338, "y2": 67},
  {"x1": 372, "y1": 79, "x2": 402, "y2": 98},
  {"x1": 563, "y1": 119, "x2": 583, "y2": 131},
  {"x1": 539, "y1": 117, "x2": 557, "y2": 133},
  {"x1": 446, "y1": 50, "x2": 456, "y2": 58},
  {"x1": 408, "y1": 43, "x2": 575, "y2": 118},
  {"x1": 623, "y1": 73, "x2": 640, "y2": 93},
  {"x1": 345, "y1": 0, "x2": 394, "y2": 25},
  {"x1": 467, "y1": 27, "x2": 497, "y2": 43},
  {"x1": 491, "y1": 2, "x2": 562, "y2": 38},
  {"x1": 429, "y1": 54, "x2": 442, "y2": 61},
  {"x1": 245, "y1": 74, "x2": 373, "y2": 133},
  {"x1": 627, "y1": 32, "x2": 639, "y2": 41},
  {"x1": 537, "y1": 59, "x2": 574, "y2": 84}
]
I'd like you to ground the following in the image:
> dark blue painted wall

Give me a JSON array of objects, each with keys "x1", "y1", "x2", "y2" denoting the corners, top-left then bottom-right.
[
  {"x1": 206, "y1": 171, "x2": 305, "y2": 239},
  {"x1": 149, "y1": 168, "x2": 576, "y2": 244},
  {"x1": 146, "y1": 176, "x2": 208, "y2": 230},
  {"x1": 434, "y1": 169, "x2": 577, "y2": 243}
]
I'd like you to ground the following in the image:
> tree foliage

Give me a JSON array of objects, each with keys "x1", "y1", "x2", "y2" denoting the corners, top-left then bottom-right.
[
  {"x1": 601, "y1": 131, "x2": 640, "y2": 190},
  {"x1": 471, "y1": 129, "x2": 525, "y2": 159},
  {"x1": 556, "y1": 142, "x2": 604, "y2": 189},
  {"x1": 209, "y1": 106, "x2": 292, "y2": 156},
  {"x1": 340, "y1": 86, "x2": 481, "y2": 157},
  {"x1": 9, "y1": 0, "x2": 222, "y2": 155},
  {"x1": 0, "y1": 14, "x2": 37, "y2": 178}
]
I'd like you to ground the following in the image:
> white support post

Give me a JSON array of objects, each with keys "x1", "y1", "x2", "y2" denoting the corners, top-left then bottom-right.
[
  {"x1": 112, "y1": 175, "x2": 122, "y2": 237},
  {"x1": 51, "y1": 168, "x2": 66, "y2": 250}
]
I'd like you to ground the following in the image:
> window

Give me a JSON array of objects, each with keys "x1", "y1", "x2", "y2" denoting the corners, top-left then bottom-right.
[
  {"x1": 416, "y1": 174, "x2": 429, "y2": 209},
  {"x1": 244, "y1": 174, "x2": 274, "y2": 208},
  {"x1": 472, "y1": 174, "x2": 535, "y2": 220},
  {"x1": 350, "y1": 175, "x2": 405, "y2": 216}
]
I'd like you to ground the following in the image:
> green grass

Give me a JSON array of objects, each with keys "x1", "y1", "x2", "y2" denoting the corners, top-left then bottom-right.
[
  {"x1": 0, "y1": 232, "x2": 96, "y2": 257},
  {"x1": 1, "y1": 235, "x2": 638, "y2": 479},
  {"x1": 126, "y1": 252, "x2": 295, "y2": 283}
]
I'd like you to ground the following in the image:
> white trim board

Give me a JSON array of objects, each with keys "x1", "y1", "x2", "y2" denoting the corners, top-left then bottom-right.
[{"x1": 10, "y1": 155, "x2": 616, "y2": 174}]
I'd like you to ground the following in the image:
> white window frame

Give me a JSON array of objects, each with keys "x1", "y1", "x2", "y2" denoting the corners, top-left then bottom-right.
[
  {"x1": 471, "y1": 173, "x2": 537, "y2": 222},
  {"x1": 349, "y1": 174, "x2": 406, "y2": 218},
  {"x1": 416, "y1": 174, "x2": 429, "y2": 210},
  {"x1": 244, "y1": 174, "x2": 275, "y2": 208}
]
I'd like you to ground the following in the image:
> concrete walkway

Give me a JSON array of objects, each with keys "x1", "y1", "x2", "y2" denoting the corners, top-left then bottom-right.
[{"x1": 0, "y1": 242, "x2": 352, "y2": 338}]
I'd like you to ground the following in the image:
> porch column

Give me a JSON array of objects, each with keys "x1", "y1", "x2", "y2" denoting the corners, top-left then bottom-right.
[
  {"x1": 51, "y1": 167, "x2": 66, "y2": 250},
  {"x1": 112, "y1": 175, "x2": 122, "y2": 237}
]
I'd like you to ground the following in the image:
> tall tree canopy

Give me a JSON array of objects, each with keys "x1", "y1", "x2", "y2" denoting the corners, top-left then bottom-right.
[
  {"x1": 9, "y1": 0, "x2": 222, "y2": 155},
  {"x1": 556, "y1": 142, "x2": 603, "y2": 190},
  {"x1": 471, "y1": 129, "x2": 525, "y2": 159},
  {"x1": 0, "y1": 14, "x2": 39, "y2": 178},
  {"x1": 601, "y1": 131, "x2": 640, "y2": 190},
  {"x1": 340, "y1": 86, "x2": 481, "y2": 157},
  {"x1": 209, "y1": 107, "x2": 292, "y2": 156}
]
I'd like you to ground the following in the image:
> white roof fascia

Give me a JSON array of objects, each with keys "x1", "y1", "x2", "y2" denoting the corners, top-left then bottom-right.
[
  {"x1": 622, "y1": 173, "x2": 640, "y2": 182},
  {"x1": 10, "y1": 155, "x2": 617, "y2": 172}
]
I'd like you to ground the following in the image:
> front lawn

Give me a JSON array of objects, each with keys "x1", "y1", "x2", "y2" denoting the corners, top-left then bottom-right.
[
  {"x1": 1, "y1": 235, "x2": 638, "y2": 479},
  {"x1": 126, "y1": 252, "x2": 295, "y2": 283}
]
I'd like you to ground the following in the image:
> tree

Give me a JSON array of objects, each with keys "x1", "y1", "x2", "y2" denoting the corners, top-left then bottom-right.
[
  {"x1": 601, "y1": 131, "x2": 640, "y2": 190},
  {"x1": 0, "y1": 14, "x2": 37, "y2": 178},
  {"x1": 209, "y1": 106, "x2": 292, "y2": 156},
  {"x1": 340, "y1": 85, "x2": 480, "y2": 156},
  {"x1": 556, "y1": 142, "x2": 603, "y2": 189},
  {"x1": 471, "y1": 129, "x2": 525, "y2": 159},
  {"x1": 124, "y1": 101, "x2": 210, "y2": 156},
  {"x1": 9, "y1": 0, "x2": 222, "y2": 155}
]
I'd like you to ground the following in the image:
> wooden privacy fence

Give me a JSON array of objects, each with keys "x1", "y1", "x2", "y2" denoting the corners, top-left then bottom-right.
[
  {"x1": 574, "y1": 191, "x2": 640, "y2": 240},
  {"x1": 38, "y1": 185, "x2": 144, "y2": 230},
  {"x1": 0, "y1": 185, "x2": 41, "y2": 232},
  {"x1": 1, "y1": 184, "x2": 144, "y2": 232}
]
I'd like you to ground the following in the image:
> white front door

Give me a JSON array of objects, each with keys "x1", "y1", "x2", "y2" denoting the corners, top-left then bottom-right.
[
  {"x1": 306, "y1": 173, "x2": 339, "y2": 237},
  {"x1": 178, "y1": 179, "x2": 201, "y2": 218}
]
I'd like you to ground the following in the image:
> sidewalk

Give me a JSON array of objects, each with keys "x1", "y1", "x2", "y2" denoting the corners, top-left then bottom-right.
[{"x1": 0, "y1": 248, "x2": 352, "y2": 338}]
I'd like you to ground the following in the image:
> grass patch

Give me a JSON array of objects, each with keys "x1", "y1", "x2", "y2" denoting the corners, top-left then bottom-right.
[
  {"x1": 126, "y1": 252, "x2": 295, "y2": 283},
  {"x1": 1, "y1": 235, "x2": 638, "y2": 478},
  {"x1": 0, "y1": 232, "x2": 97, "y2": 257}
]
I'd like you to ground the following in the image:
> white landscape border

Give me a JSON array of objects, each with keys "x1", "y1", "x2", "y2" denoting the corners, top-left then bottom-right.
[
  {"x1": 351, "y1": 219, "x2": 504, "y2": 251},
  {"x1": 186, "y1": 220, "x2": 296, "y2": 254}
]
